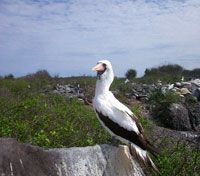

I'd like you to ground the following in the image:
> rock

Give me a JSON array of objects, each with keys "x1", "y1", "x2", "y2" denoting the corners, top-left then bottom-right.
[
  {"x1": 150, "y1": 125, "x2": 200, "y2": 150},
  {"x1": 178, "y1": 88, "x2": 191, "y2": 95},
  {"x1": 175, "y1": 82, "x2": 182, "y2": 87},
  {"x1": 124, "y1": 79, "x2": 130, "y2": 84},
  {"x1": 169, "y1": 103, "x2": 192, "y2": 131},
  {"x1": 53, "y1": 84, "x2": 86, "y2": 101},
  {"x1": 0, "y1": 138, "x2": 145, "y2": 176},
  {"x1": 193, "y1": 88, "x2": 200, "y2": 101},
  {"x1": 190, "y1": 79, "x2": 200, "y2": 87},
  {"x1": 184, "y1": 96, "x2": 200, "y2": 131}
]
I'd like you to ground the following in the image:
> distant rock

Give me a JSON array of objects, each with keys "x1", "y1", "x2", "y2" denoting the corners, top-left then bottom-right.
[
  {"x1": 53, "y1": 84, "x2": 87, "y2": 103},
  {"x1": 150, "y1": 125, "x2": 200, "y2": 150},
  {"x1": 190, "y1": 79, "x2": 200, "y2": 88},
  {"x1": 193, "y1": 88, "x2": 200, "y2": 101},
  {"x1": 184, "y1": 95, "x2": 200, "y2": 131},
  {"x1": 0, "y1": 138, "x2": 145, "y2": 176},
  {"x1": 169, "y1": 103, "x2": 192, "y2": 131}
]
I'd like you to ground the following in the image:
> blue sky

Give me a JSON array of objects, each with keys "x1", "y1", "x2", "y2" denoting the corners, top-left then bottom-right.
[{"x1": 0, "y1": 0, "x2": 200, "y2": 77}]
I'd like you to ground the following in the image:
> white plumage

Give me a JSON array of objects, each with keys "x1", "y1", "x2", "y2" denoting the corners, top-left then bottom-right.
[
  {"x1": 93, "y1": 91, "x2": 139, "y2": 134},
  {"x1": 92, "y1": 60, "x2": 158, "y2": 172}
]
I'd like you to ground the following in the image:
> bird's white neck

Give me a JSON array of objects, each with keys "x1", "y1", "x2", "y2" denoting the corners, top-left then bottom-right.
[{"x1": 95, "y1": 70, "x2": 114, "y2": 96}]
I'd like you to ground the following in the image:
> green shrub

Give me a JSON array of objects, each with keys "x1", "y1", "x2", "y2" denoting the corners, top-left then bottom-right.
[
  {"x1": 183, "y1": 68, "x2": 200, "y2": 79},
  {"x1": 117, "y1": 82, "x2": 132, "y2": 93},
  {"x1": 153, "y1": 144, "x2": 200, "y2": 176},
  {"x1": 4, "y1": 74, "x2": 14, "y2": 79},
  {"x1": 141, "y1": 64, "x2": 184, "y2": 83},
  {"x1": 125, "y1": 69, "x2": 137, "y2": 79},
  {"x1": 0, "y1": 79, "x2": 29, "y2": 96},
  {"x1": 149, "y1": 89, "x2": 180, "y2": 128},
  {"x1": 23, "y1": 70, "x2": 53, "y2": 91},
  {"x1": 0, "y1": 92, "x2": 110, "y2": 148}
]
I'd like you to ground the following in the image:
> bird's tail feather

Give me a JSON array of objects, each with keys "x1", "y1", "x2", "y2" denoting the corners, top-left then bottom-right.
[{"x1": 129, "y1": 143, "x2": 159, "y2": 174}]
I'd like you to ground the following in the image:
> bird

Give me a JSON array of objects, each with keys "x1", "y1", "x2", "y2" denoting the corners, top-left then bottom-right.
[{"x1": 92, "y1": 60, "x2": 159, "y2": 173}]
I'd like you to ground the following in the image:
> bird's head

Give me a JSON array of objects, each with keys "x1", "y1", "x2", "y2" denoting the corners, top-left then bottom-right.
[{"x1": 92, "y1": 60, "x2": 113, "y2": 80}]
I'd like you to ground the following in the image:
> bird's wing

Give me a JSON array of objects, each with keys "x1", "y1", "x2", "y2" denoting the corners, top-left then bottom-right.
[
  {"x1": 93, "y1": 93, "x2": 158, "y2": 155},
  {"x1": 93, "y1": 94, "x2": 139, "y2": 134},
  {"x1": 108, "y1": 92, "x2": 133, "y2": 116},
  {"x1": 108, "y1": 92, "x2": 145, "y2": 134}
]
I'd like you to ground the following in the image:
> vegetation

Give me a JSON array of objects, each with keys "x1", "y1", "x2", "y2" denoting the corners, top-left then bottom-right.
[
  {"x1": 4, "y1": 74, "x2": 14, "y2": 79},
  {"x1": 183, "y1": 68, "x2": 200, "y2": 79},
  {"x1": 140, "y1": 64, "x2": 200, "y2": 83},
  {"x1": 125, "y1": 69, "x2": 137, "y2": 79},
  {"x1": 149, "y1": 89, "x2": 180, "y2": 128},
  {"x1": 153, "y1": 144, "x2": 200, "y2": 176},
  {"x1": 0, "y1": 71, "x2": 111, "y2": 148},
  {"x1": 0, "y1": 68, "x2": 200, "y2": 175},
  {"x1": 0, "y1": 93, "x2": 110, "y2": 148}
]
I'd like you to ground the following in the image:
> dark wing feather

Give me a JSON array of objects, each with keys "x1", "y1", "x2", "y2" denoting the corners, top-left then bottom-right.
[
  {"x1": 131, "y1": 114, "x2": 159, "y2": 156},
  {"x1": 96, "y1": 110, "x2": 150, "y2": 151}
]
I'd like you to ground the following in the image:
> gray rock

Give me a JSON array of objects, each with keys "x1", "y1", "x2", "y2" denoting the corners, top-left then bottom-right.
[
  {"x1": 169, "y1": 103, "x2": 192, "y2": 131},
  {"x1": 184, "y1": 96, "x2": 200, "y2": 131},
  {"x1": 0, "y1": 138, "x2": 145, "y2": 176},
  {"x1": 193, "y1": 88, "x2": 200, "y2": 101},
  {"x1": 150, "y1": 125, "x2": 200, "y2": 150},
  {"x1": 190, "y1": 79, "x2": 200, "y2": 87}
]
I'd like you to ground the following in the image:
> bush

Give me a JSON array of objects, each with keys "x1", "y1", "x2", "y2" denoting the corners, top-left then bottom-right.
[
  {"x1": 153, "y1": 144, "x2": 200, "y2": 176},
  {"x1": 149, "y1": 89, "x2": 180, "y2": 128},
  {"x1": 0, "y1": 92, "x2": 110, "y2": 148},
  {"x1": 4, "y1": 74, "x2": 14, "y2": 79},
  {"x1": 183, "y1": 68, "x2": 200, "y2": 79},
  {"x1": 144, "y1": 64, "x2": 183, "y2": 77},
  {"x1": 0, "y1": 79, "x2": 29, "y2": 96},
  {"x1": 23, "y1": 70, "x2": 53, "y2": 91},
  {"x1": 125, "y1": 69, "x2": 137, "y2": 79},
  {"x1": 142, "y1": 64, "x2": 184, "y2": 83}
]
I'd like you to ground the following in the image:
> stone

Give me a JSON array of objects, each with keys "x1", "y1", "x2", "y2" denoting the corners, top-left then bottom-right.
[
  {"x1": 184, "y1": 96, "x2": 200, "y2": 131},
  {"x1": 0, "y1": 138, "x2": 145, "y2": 176},
  {"x1": 169, "y1": 103, "x2": 192, "y2": 131},
  {"x1": 193, "y1": 88, "x2": 200, "y2": 101},
  {"x1": 190, "y1": 79, "x2": 200, "y2": 87},
  {"x1": 150, "y1": 125, "x2": 200, "y2": 150}
]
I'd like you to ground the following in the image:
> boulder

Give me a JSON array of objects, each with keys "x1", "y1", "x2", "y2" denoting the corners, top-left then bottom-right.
[
  {"x1": 169, "y1": 103, "x2": 192, "y2": 131},
  {"x1": 150, "y1": 125, "x2": 200, "y2": 150},
  {"x1": 0, "y1": 138, "x2": 145, "y2": 176},
  {"x1": 193, "y1": 88, "x2": 200, "y2": 101},
  {"x1": 184, "y1": 96, "x2": 200, "y2": 131}
]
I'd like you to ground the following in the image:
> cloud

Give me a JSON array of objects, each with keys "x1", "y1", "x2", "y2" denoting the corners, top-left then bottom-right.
[{"x1": 0, "y1": 0, "x2": 200, "y2": 77}]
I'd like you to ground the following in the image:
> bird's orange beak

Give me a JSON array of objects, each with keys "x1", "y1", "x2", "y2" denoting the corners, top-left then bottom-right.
[{"x1": 92, "y1": 63, "x2": 104, "y2": 72}]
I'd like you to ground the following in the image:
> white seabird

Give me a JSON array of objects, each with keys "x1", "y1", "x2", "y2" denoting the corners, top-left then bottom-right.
[{"x1": 92, "y1": 60, "x2": 159, "y2": 172}]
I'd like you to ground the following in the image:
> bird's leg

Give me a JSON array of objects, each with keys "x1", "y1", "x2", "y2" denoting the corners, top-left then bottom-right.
[
  {"x1": 110, "y1": 136, "x2": 120, "y2": 146},
  {"x1": 128, "y1": 143, "x2": 134, "y2": 155}
]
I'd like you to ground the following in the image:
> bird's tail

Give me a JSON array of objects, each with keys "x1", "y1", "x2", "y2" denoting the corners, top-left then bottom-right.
[{"x1": 129, "y1": 143, "x2": 159, "y2": 174}]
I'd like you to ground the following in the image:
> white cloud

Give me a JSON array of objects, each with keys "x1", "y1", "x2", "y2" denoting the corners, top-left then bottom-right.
[{"x1": 0, "y1": 0, "x2": 200, "y2": 76}]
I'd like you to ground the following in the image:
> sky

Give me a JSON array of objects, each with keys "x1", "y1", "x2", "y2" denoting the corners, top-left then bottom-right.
[{"x1": 0, "y1": 0, "x2": 200, "y2": 77}]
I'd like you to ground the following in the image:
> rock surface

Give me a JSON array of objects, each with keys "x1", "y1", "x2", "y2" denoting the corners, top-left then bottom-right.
[
  {"x1": 0, "y1": 138, "x2": 145, "y2": 176},
  {"x1": 169, "y1": 103, "x2": 192, "y2": 131},
  {"x1": 150, "y1": 125, "x2": 200, "y2": 149}
]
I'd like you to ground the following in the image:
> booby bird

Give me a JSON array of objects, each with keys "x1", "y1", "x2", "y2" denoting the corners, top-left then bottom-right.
[{"x1": 92, "y1": 60, "x2": 159, "y2": 172}]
